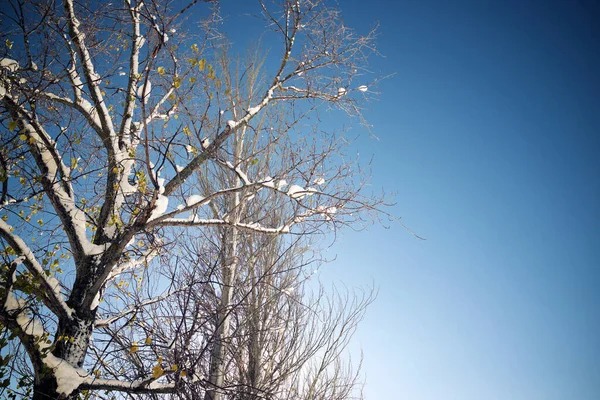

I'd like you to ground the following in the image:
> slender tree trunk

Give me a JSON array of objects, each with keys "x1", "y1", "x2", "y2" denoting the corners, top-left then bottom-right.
[
  {"x1": 205, "y1": 227, "x2": 239, "y2": 400},
  {"x1": 205, "y1": 126, "x2": 246, "y2": 400}
]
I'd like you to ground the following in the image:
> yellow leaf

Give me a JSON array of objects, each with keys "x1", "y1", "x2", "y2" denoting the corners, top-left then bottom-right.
[
  {"x1": 8, "y1": 121, "x2": 18, "y2": 131},
  {"x1": 19, "y1": 134, "x2": 27, "y2": 141},
  {"x1": 145, "y1": 337, "x2": 152, "y2": 345},
  {"x1": 198, "y1": 58, "x2": 206, "y2": 71},
  {"x1": 171, "y1": 364, "x2": 178, "y2": 371},
  {"x1": 157, "y1": 66, "x2": 165, "y2": 75},
  {"x1": 152, "y1": 364, "x2": 164, "y2": 379},
  {"x1": 189, "y1": 76, "x2": 196, "y2": 83},
  {"x1": 180, "y1": 370, "x2": 187, "y2": 377},
  {"x1": 129, "y1": 342, "x2": 139, "y2": 354},
  {"x1": 5, "y1": 39, "x2": 13, "y2": 49}
]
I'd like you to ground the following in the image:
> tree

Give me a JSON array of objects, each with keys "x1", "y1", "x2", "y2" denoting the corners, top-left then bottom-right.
[{"x1": 0, "y1": 0, "x2": 385, "y2": 398}]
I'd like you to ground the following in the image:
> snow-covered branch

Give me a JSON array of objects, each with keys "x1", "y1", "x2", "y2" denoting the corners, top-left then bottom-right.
[
  {"x1": 63, "y1": 0, "x2": 116, "y2": 140},
  {"x1": 80, "y1": 376, "x2": 177, "y2": 394},
  {"x1": 0, "y1": 220, "x2": 73, "y2": 319},
  {"x1": 2, "y1": 95, "x2": 103, "y2": 261}
]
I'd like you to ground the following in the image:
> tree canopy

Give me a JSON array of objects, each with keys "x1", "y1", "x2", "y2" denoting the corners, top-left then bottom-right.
[{"x1": 0, "y1": 1, "x2": 390, "y2": 398}]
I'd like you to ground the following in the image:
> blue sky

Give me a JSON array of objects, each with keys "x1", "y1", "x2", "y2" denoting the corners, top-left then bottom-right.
[{"x1": 313, "y1": 1, "x2": 600, "y2": 399}]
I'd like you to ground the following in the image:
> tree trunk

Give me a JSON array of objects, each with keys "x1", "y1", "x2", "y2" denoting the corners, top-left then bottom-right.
[
  {"x1": 205, "y1": 227, "x2": 239, "y2": 400},
  {"x1": 32, "y1": 316, "x2": 94, "y2": 399},
  {"x1": 33, "y1": 279, "x2": 97, "y2": 400}
]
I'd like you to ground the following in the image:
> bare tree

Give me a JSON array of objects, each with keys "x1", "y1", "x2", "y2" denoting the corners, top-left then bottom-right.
[{"x1": 0, "y1": 0, "x2": 386, "y2": 399}]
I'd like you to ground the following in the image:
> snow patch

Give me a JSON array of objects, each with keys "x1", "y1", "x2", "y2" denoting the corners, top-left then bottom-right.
[
  {"x1": 186, "y1": 195, "x2": 204, "y2": 207},
  {"x1": 137, "y1": 81, "x2": 152, "y2": 103},
  {"x1": 261, "y1": 176, "x2": 275, "y2": 188},
  {"x1": 44, "y1": 355, "x2": 88, "y2": 396},
  {"x1": 313, "y1": 177, "x2": 326, "y2": 186},
  {"x1": 0, "y1": 58, "x2": 20, "y2": 72},
  {"x1": 149, "y1": 195, "x2": 168, "y2": 221},
  {"x1": 287, "y1": 184, "x2": 307, "y2": 199},
  {"x1": 276, "y1": 180, "x2": 288, "y2": 190}
]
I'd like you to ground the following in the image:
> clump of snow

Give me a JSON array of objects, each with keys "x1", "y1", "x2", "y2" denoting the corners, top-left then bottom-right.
[
  {"x1": 276, "y1": 180, "x2": 288, "y2": 190},
  {"x1": 137, "y1": 81, "x2": 152, "y2": 103},
  {"x1": 157, "y1": 177, "x2": 165, "y2": 194},
  {"x1": 44, "y1": 355, "x2": 88, "y2": 396},
  {"x1": 357, "y1": 85, "x2": 368, "y2": 92},
  {"x1": 149, "y1": 195, "x2": 168, "y2": 221},
  {"x1": 186, "y1": 195, "x2": 204, "y2": 207},
  {"x1": 261, "y1": 176, "x2": 275, "y2": 188},
  {"x1": 316, "y1": 205, "x2": 337, "y2": 221},
  {"x1": 176, "y1": 164, "x2": 184, "y2": 172},
  {"x1": 0, "y1": 58, "x2": 20, "y2": 72},
  {"x1": 313, "y1": 177, "x2": 326, "y2": 186},
  {"x1": 337, "y1": 87, "x2": 346, "y2": 96},
  {"x1": 118, "y1": 71, "x2": 126, "y2": 76},
  {"x1": 4, "y1": 292, "x2": 24, "y2": 312},
  {"x1": 247, "y1": 106, "x2": 260, "y2": 115},
  {"x1": 287, "y1": 184, "x2": 307, "y2": 199}
]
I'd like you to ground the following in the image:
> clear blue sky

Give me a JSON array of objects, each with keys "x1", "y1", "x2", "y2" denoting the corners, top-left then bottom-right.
[
  {"x1": 316, "y1": 1, "x2": 600, "y2": 399},
  {"x1": 223, "y1": 0, "x2": 600, "y2": 398}
]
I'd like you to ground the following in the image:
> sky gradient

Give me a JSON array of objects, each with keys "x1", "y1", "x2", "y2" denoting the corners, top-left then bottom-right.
[{"x1": 311, "y1": 1, "x2": 600, "y2": 399}]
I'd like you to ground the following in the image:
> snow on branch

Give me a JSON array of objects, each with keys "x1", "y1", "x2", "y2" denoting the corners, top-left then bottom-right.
[
  {"x1": 104, "y1": 248, "x2": 158, "y2": 284},
  {"x1": 0, "y1": 215, "x2": 73, "y2": 320},
  {"x1": 154, "y1": 217, "x2": 295, "y2": 234},
  {"x1": 163, "y1": 44, "x2": 286, "y2": 197},
  {"x1": 79, "y1": 376, "x2": 177, "y2": 394},
  {"x1": 2, "y1": 96, "x2": 105, "y2": 260},
  {"x1": 64, "y1": 0, "x2": 116, "y2": 139}
]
